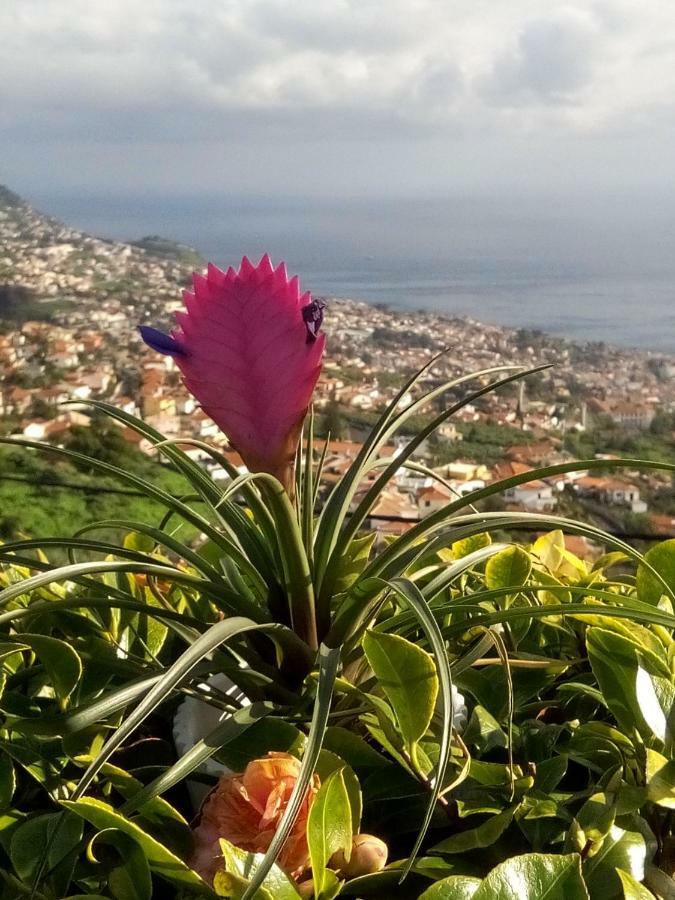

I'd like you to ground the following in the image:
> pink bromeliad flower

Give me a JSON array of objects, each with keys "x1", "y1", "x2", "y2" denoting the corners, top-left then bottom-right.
[{"x1": 140, "y1": 255, "x2": 325, "y2": 491}]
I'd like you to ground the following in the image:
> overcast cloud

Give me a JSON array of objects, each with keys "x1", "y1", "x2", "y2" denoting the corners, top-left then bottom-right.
[{"x1": 1, "y1": 0, "x2": 675, "y2": 197}]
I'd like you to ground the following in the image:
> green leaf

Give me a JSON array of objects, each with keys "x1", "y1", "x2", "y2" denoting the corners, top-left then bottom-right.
[
  {"x1": 315, "y1": 750, "x2": 362, "y2": 833},
  {"x1": 322, "y1": 726, "x2": 390, "y2": 770},
  {"x1": 121, "y1": 703, "x2": 277, "y2": 818},
  {"x1": 71, "y1": 616, "x2": 309, "y2": 801},
  {"x1": 532, "y1": 531, "x2": 566, "y2": 575},
  {"x1": 0, "y1": 753, "x2": 15, "y2": 810},
  {"x1": 420, "y1": 876, "x2": 482, "y2": 899},
  {"x1": 645, "y1": 748, "x2": 675, "y2": 808},
  {"x1": 616, "y1": 868, "x2": 656, "y2": 899},
  {"x1": 61, "y1": 797, "x2": 207, "y2": 889},
  {"x1": 307, "y1": 768, "x2": 352, "y2": 899},
  {"x1": 583, "y1": 824, "x2": 648, "y2": 899},
  {"x1": 431, "y1": 807, "x2": 516, "y2": 854},
  {"x1": 88, "y1": 828, "x2": 152, "y2": 900},
  {"x1": 534, "y1": 756, "x2": 568, "y2": 794},
  {"x1": 214, "y1": 837, "x2": 301, "y2": 899},
  {"x1": 474, "y1": 852, "x2": 589, "y2": 900},
  {"x1": 637, "y1": 540, "x2": 675, "y2": 606},
  {"x1": 485, "y1": 545, "x2": 531, "y2": 591},
  {"x1": 241, "y1": 644, "x2": 342, "y2": 900},
  {"x1": 635, "y1": 666, "x2": 675, "y2": 745},
  {"x1": 18, "y1": 633, "x2": 82, "y2": 707},
  {"x1": 79, "y1": 759, "x2": 188, "y2": 828},
  {"x1": 0, "y1": 641, "x2": 27, "y2": 663},
  {"x1": 362, "y1": 630, "x2": 439, "y2": 755},
  {"x1": 123, "y1": 531, "x2": 156, "y2": 554},
  {"x1": 10, "y1": 811, "x2": 83, "y2": 887},
  {"x1": 572, "y1": 791, "x2": 616, "y2": 853},
  {"x1": 451, "y1": 532, "x2": 492, "y2": 560},
  {"x1": 333, "y1": 533, "x2": 377, "y2": 594},
  {"x1": 586, "y1": 628, "x2": 647, "y2": 739},
  {"x1": 463, "y1": 706, "x2": 507, "y2": 754},
  {"x1": 215, "y1": 717, "x2": 307, "y2": 773}
]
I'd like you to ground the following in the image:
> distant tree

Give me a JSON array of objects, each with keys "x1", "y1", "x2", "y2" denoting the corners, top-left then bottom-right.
[
  {"x1": 321, "y1": 397, "x2": 347, "y2": 440},
  {"x1": 0, "y1": 515, "x2": 22, "y2": 539},
  {"x1": 63, "y1": 419, "x2": 139, "y2": 471},
  {"x1": 650, "y1": 411, "x2": 675, "y2": 436},
  {"x1": 28, "y1": 398, "x2": 56, "y2": 420}
]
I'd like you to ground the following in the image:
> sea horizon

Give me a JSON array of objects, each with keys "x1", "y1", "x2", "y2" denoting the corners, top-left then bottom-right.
[{"x1": 25, "y1": 188, "x2": 675, "y2": 355}]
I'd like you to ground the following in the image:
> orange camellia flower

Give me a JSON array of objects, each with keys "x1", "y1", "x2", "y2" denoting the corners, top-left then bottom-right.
[{"x1": 190, "y1": 751, "x2": 320, "y2": 885}]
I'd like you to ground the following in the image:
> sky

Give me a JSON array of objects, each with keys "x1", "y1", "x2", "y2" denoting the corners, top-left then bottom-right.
[{"x1": 2, "y1": 0, "x2": 675, "y2": 200}]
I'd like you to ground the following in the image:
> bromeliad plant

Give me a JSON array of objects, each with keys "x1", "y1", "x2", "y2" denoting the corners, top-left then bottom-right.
[{"x1": 1, "y1": 255, "x2": 675, "y2": 899}]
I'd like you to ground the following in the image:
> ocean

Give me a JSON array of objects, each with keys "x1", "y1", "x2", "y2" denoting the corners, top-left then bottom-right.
[{"x1": 35, "y1": 191, "x2": 675, "y2": 353}]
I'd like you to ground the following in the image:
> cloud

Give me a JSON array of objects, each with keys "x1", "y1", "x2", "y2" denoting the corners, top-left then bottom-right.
[
  {"x1": 2, "y1": 1, "x2": 675, "y2": 194},
  {"x1": 480, "y1": 12, "x2": 599, "y2": 105}
]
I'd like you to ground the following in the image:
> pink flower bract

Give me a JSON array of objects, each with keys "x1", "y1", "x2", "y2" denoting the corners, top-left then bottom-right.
[{"x1": 140, "y1": 255, "x2": 325, "y2": 489}]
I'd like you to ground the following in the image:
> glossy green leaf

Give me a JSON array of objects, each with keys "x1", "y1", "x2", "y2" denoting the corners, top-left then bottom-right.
[
  {"x1": 322, "y1": 726, "x2": 390, "y2": 770},
  {"x1": 532, "y1": 531, "x2": 566, "y2": 575},
  {"x1": 637, "y1": 540, "x2": 675, "y2": 606},
  {"x1": 486, "y1": 545, "x2": 531, "y2": 591},
  {"x1": 307, "y1": 768, "x2": 352, "y2": 899},
  {"x1": 61, "y1": 797, "x2": 206, "y2": 889},
  {"x1": 333, "y1": 533, "x2": 377, "y2": 594},
  {"x1": 18, "y1": 633, "x2": 82, "y2": 706},
  {"x1": 123, "y1": 531, "x2": 156, "y2": 554},
  {"x1": 0, "y1": 641, "x2": 27, "y2": 663},
  {"x1": 241, "y1": 644, "x2": 342, "y2": 900},
  {"x1": 88, "y1": 828, "x2": 152, "y2": 900},
  {"x1": 10, "y1": 810, "x2": 83, "y2": 887},
  {"x1": 431, "y1": 807, "x2": 516, "y2": 854},
  {"x1": 572, "y1": 791, "x2": 616, "y2": 853},
  {"x1": 616, "y1": 868, "x2": 656, "y2": 899},
  {"x1": 451, "y1": 532, "x2": 492, "y2": 560},
  {"x1": 215, "y1": 716, "x2": 307, "y2": 772},
  {"x1": 586, "y1": 628, "x2": 647, "y2": 739},
  {"x1": 583, "y1": 824, "x2": 649, "y2": 899},
  {"x1": 534, "y1": 756, "x2": 568, "y2": 794},
  {"x1": 463, "y1": 706, "x2": 507, "y2": 754},
  {"x1": 315, "y1": 750, "x2": 362, "y2": 833},
  {"x1": 473, "y1": 852, "x2": 589, "y2": 900},
  {"x1": 635, "y1": 666, "x2": 675, "y2": 745},
  {"x1": 362, "y1": 629, "x2": 438, "y2": 755},
  {"x1": 645, "y1": 749, "x2": 675, "y2": 809},
  {"x1": 213, "y1": 838, "x2": 301, "y2": 899},
  {"x1": 420, "y1": 876, "x2": 482, "y2": 899},
  {"x1": 0, "y1": 753, "x2": 14, "y2": 810}
]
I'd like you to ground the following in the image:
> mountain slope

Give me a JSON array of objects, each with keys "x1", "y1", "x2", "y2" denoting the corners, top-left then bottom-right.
[{"x1": 0, "y1": 185, "x2": 203, "y2": 320}]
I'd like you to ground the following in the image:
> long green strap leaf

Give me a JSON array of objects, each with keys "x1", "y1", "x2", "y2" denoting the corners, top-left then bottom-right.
[
  {"x1": 0, "y1": 436, "x2": 268, "y2": 597},
  {"x1": 313, "y1": 361, "x2": 517, "y2": 589},
  {"x1": 121, "y1": 701, "x2": 277, "y2": 816},
  {"x1": 241, "y1": 644, "x2": 341, "y2": 900},
  {"x1": 392, "y1": 511, "x2": 675, "y2": 606},
  {"x1": 383, "y1": 577, "x2": 454, "y2": 879},
  {"x1": 70, "y1": 617, "x2": 312, "y2": 801},
  {"x1": 360, "y1": 457, "x2": 675, "y2": 585},
  {"x1": 69, "y1": 400, "x2": 274, "y2": 574},
  {"x1": 319, "y1": 365, "x2": 551, "y2": 611},
  {"x1": 0, "y1": 558, "x2": 260, "y2": 619},
  {"x1": 442, "y1": 601, "x2": 675, "y2": 636}
]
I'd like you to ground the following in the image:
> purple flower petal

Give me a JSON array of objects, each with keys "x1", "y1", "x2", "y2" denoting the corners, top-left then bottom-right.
[{"x1": 139, "y1": 325, "x2": 187, "y2": 356}]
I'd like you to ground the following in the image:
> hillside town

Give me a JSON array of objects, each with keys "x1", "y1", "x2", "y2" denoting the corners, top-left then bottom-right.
[{"x1": 1, "y1": 186, "x2": 674, "y2": 543}]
